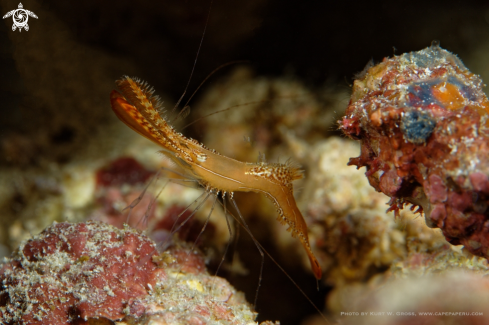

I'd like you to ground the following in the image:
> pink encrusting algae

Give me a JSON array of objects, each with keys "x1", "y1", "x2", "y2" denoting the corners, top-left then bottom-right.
[
  {"x1": 0, "y1": 221, "x2": 262, "y2": 324},
  {"x1": 340, "y1": 44, "x2": 489, "y2": 258},
  {"x1": 0, "y1": 221, "x2": 161, "y2": 324}
]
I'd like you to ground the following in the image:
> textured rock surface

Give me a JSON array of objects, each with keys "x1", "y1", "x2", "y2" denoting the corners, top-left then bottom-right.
[
  {"x1": 340, "y1": 45, "x2": 489, "y2": 258},
  {"x1": 0, "y1": 221, "x2": 263, "y2": 325}
]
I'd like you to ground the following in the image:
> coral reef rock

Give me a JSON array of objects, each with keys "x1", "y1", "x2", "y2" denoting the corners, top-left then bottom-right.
[
  {"x1": 340, "y1": 44, "x2": 489, "y2": 258},
  {"x1": 0, "y1": 221, "x2": 265, "y2": 325}
]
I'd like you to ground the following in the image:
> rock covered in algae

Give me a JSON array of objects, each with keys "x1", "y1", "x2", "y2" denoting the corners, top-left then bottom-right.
[
  {"x1": 340, "y1": 44, "x2": 489, "y2": 258},
  {"x1": 0, "y1": 221, "x2": 267, "y2": 325},
  {"x1": 281, "y1": 136, "x2": 454, "y2": 286},
  {"x1": 282, "y1": 136, "x2": 489, "y2": 325}
]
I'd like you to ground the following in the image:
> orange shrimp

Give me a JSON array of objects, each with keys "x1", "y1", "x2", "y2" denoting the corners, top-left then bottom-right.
[{"x1": 110, "y1": 76, "x2": 322, "y2": 280}]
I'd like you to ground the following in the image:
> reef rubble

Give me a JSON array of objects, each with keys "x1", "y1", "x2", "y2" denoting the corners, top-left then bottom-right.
[
  {"x1": 0, "y1": 221, "x2": 268, "y2": 325},
  {"x1": 340, "y1": 44, "x2": 489, "y2": 258}
]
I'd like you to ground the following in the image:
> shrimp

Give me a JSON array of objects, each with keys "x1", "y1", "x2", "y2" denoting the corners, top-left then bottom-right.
[{"x1": 110, "y1": 76, "x2": 322, "y2": 280}]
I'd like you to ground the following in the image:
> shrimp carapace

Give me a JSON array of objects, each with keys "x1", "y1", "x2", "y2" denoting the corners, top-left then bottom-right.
[{"x1": 110, "y1": 76, "x2": 322, "y2": 279}]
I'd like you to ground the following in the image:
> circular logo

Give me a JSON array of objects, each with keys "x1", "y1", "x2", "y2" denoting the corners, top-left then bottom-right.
[{"x1": 2, "y1": 3, "x2": 38, "y2": 32}]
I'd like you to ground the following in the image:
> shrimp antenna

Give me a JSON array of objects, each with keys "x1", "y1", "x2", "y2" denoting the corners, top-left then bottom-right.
[
  {"x1": 181, "y1": 92, "x2": 312, "y2": 130},
  {"x1": 182, "y1": 100, "x2": 268, "y2": 130},
  {"x1": 123, "y1": 167, "x2": 165, "y2": 224},
  {"x1": 183, "y1": 60, "x2": 250, "y2": 109},
  {"x1": 220, "y1": 199, "x2": 330, "y2": 324},
  {"x1": 229, "y1": 197, "x2": 264, "y2": 309},
  {"x1": 214, "y1": 195, "x2": 235, "y2": 276},
  {"x1": 172, "y1": 0, "x2": 214, "y2": 116},
  {"x1": 191, "y1": 192, "x2": 219, "y2": 251}
]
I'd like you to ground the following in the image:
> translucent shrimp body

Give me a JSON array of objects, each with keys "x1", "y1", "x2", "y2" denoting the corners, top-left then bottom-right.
[{"x1": 110, "y1": 76, "x2": 322, "y2": 279}]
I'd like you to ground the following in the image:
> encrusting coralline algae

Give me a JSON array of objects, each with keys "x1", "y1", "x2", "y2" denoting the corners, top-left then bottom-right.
[
  {"x1": 0, "y1": 221, "x2": 265, "y2": 325},
  {"x1": 341, "y1": 44, "x2": 489, "y2": 258}
]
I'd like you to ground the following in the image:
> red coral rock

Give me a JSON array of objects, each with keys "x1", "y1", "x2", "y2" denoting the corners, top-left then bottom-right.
[
  {"x1": 0, "y1": 221, "x2": 264, "y2": 325},
  {"x1": 96, "y1": 157, "x2": 154, "y2": 187},
  {"x1": 0, "y1": 221, "x2": 163, "y2": 324},
  {"x1": 340, "y1": 44, "x2": 489, "y2": 258}
]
